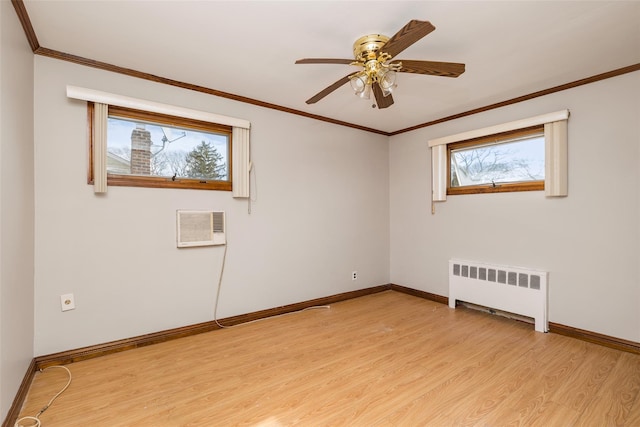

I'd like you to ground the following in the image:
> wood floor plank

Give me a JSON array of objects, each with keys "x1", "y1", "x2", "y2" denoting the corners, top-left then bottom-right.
[
  {"x1": 626, "y1": 394, "x2": 640, "y2": 427},
  {"x1": 548, "y1": 343, "x2": 620, "y2": 412},
  {"x1": 476, "y1": 332, "x2": 585, "y2": 426},
  {"x1": 573, "y1": 351, "x2": 640, "y2": 426},
  {"x1": 16, "y1": 291, "x2": 640, "y2": 426},
  {"x1": 380, "y1": 333, "x2": 531, "y2": 425},
  {"x1": 323, "y1": 302, "x2": 528, "y2": 425}
]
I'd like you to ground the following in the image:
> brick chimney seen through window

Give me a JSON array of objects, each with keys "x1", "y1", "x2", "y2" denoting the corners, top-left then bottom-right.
[{"x1": 130, "y1": 123, "x2": 151, "y2": 175}]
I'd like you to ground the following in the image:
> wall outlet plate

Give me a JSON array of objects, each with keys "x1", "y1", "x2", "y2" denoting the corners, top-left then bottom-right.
[{"x1": 60, "y1": 293, "x2": 75, "y2": 312}]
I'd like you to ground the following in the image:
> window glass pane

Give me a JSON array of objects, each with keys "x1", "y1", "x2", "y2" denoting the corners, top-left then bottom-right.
[
  {"x1": 450, "y1": 135, "x2": 544, "y2": 188},
  {"x1": 106, "y1": 116, "x2": 229, "y2": 181}
]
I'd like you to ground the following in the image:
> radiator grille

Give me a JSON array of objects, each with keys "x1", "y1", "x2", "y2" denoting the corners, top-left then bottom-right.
[
  {"x1": 452, "y1": 261, "x2": 542, "y2": 290},
  {"x1": 449, "y1": 259, "x2": 548, "y2": 332}
]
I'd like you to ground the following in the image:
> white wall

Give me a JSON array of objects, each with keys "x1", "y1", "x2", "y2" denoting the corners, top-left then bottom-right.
[
  {"x1": 23, "y1": 20, "x2": 640, "y2": 368},
  {"x1": 0, "y1": 0, "x2": 35, "y2": 420},
  {"x1": 33, "y1": 57, "x2": 390, "y2": 356},
  {"x1": 390, "y1": 71, "x2": 640, "y2": 342}
]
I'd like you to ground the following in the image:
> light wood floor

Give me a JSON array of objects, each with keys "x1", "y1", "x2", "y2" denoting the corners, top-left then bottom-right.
[{"x1": 18, "y1": 291, "x2": 640, "y2": 426}]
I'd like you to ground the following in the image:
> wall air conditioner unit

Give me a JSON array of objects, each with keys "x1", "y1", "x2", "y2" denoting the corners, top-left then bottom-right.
[{"x1": 176, "y1": 210, "x2": 226, "y2": 248}]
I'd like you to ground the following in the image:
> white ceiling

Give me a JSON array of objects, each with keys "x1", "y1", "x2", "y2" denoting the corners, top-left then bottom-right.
[{"x1": 23, "y1": 1, "x2": 640, "y2": 134}]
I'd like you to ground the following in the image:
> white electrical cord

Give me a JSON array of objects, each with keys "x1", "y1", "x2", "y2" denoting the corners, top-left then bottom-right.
[
  {"x1": 248, "y1": 162, "x2": 257, "y2": 215},
  {"x1": 216, "y1": 300, "x2": 331, "y2": 329},
  {"x1": 211, "y1": 227, "x2": 330, "y2": 329},
  {"x1": 15, "y1": 365, "x2": 72, "y2": 427},
  {"x1": 213, "y1": 242, "x2": 229, "y2": 329}
]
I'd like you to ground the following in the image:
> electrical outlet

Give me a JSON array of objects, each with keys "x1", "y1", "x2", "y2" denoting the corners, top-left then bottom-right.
[
  {"x1": 352, "y1": 271, "x2": 358, "y2": 281},
  {"x1": 60, "y1": 293, "x2": 75, "y2": 312}
]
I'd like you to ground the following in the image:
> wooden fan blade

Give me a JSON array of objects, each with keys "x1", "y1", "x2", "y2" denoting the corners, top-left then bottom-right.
[
  {"x1": 372, "y1": 83, "x2": 394, "y2": 109},
  {"x1": 396, "y1": 60, "x2": 466, "y2": 78},
  {"x1": 305, "y1": 74, "x2": 352, "y2": 104},
  {"x1": 381, "y1": 20, "x2": 436, "y2": 58},
  {"x1": 296, "y1": 58, "x2": 355, "y2": 65}
]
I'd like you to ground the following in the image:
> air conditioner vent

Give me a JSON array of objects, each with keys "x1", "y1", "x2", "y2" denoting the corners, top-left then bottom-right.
[
  {"x1": 212, "y1": 211, "x2": 225, "y2": 233},
  {"x1": 176, "y1": 210, "x2": 226, "y2": 247}
]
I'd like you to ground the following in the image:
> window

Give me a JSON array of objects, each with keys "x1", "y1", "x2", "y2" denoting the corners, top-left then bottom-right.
[
  {"x1": 447, "y1": 126, "x2": 544, "y2": 195},
  {"x1": 429, "y1": 110, "x2": 568, "y2": 203},
  {"x1": 89, "y1": 103, "x2": 232, "y2": 191}
]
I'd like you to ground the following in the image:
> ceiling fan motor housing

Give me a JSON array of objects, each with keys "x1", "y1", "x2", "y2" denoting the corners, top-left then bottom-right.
[{"x1": 353, "y1": 34, "x2": 390, "y2": 62}]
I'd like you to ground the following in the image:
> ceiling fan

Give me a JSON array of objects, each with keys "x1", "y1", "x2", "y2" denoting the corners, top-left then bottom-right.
[{"x1": 295, "y1": 20, "x2": 465, "y2": 109}]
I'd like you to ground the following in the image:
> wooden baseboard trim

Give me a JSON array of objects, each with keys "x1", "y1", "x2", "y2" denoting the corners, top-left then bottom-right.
[
  {"x1": 390, "y1": 283, "x2": 449, "y2": 305},
  {"x1": 390, "y1": 283, "x2": 640, "y2": 355},
  {"x1": 34, "y1": 284, "x2": 391, "y2": 369},
  {"x1": 1, "y1": 359, "x2": 36, "y2": 427},
  {"x1": 549, "y1": 322, "x2": 640, "y2": 355}
]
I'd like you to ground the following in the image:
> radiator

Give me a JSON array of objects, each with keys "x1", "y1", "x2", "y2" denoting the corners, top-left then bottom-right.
[{"x1": 448, "y1": 259, "x2": 548, "y2": 332}]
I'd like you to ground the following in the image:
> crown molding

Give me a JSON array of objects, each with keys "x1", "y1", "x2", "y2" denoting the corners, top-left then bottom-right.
[{"x1": 9, "y1": 2, "x2": 640, "y2": 136}]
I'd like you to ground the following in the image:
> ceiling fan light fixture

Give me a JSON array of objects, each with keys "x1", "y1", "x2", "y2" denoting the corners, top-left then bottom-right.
[
  {"x1": 359, "y1": 83, "x2": 372, "y2": 100},
  {"x1": 349, "y1": 73, "x2": 367, "y2": 94},
  {"x1": 379, "y1": 70, "x2": 395, "y2": 86},
  {"x1": 379, "y1": 70, "x2": 397, "y2": 97}
]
